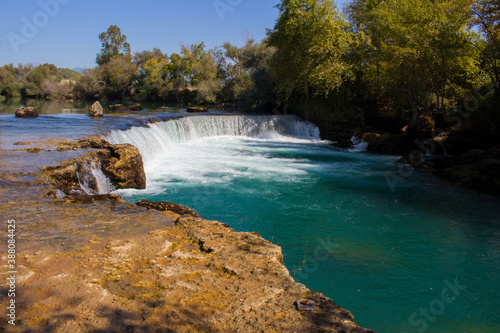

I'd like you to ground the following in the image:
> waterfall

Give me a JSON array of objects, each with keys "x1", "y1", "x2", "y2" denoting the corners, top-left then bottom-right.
[
  {"x1": 350, "y1": 136, "x2": 368, "y2": 152},
  {"x1": 77, "y1": 161, "x2": 115, "y2": 195},
  {"x1": 105, "y1": 115, "x2": 321, "y2": 162}
]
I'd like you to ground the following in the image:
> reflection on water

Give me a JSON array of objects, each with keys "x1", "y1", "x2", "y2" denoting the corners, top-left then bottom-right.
[
  {"x1": 0, "y1": 98, "x2": 194, "y2": 115},
  {"x1": 0, "y1": 99, "x2": 232, "y2": 150}
]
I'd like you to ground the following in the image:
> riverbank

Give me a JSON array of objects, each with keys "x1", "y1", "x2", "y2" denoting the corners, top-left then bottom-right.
[{"x1": 0, "y1": 140, "x2": 373, "y2": 332}]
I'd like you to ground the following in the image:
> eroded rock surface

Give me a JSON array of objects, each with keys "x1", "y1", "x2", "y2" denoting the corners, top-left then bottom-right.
[{"x1": 41, "y1": 136, "x2": 146, "y2": 193}]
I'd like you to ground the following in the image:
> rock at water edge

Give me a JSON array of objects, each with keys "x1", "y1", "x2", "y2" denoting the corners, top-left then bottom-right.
[
  {"x1": 187, "y1": 107, "x2": 208, "y2": 113},
  {"x1": 90, "y1": 101, "x2": 103, "y2": 117},
  {"x1": 15, "y1": 107, "x2": 38, "y2": 118}
]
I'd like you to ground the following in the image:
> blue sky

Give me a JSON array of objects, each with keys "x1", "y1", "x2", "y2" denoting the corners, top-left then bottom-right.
[{"x1": 0, "y1": 0, "x2": 346, "y2": 69}]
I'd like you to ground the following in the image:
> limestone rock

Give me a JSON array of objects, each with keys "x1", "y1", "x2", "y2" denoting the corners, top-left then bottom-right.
[
  {"x1": 136, "y1": 200, "x2": 199, "y2": 217},
  {"x1": 42, "y1": 137, "x2": 147, "y2": 193},
  {"x1": 187, "y1": 107, "x2": 209, "y2": 113},
  {"x1": 99, "y1": 144, "x2": 147, "y2": 190},
  {"x1": 90, "y1": 101, "x2": 103, "y2": 117},
  {"x1": 15, "y1": 107, "x2": 38, "y2": 118},
  {"x1": 109, "y1": 103, "x2": 143, "y2": 112},
  {"x1": 128, "y1": 103, "x2": 143, "y2": 111}
]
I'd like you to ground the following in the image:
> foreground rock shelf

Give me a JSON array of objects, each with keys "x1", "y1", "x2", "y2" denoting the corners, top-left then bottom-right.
[{"x1": 0, "y1": 143, "x2": 374, "y2": 332}]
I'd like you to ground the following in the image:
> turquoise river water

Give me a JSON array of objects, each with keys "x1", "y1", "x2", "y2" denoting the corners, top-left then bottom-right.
[{"x1": 2, "y1": 106, "x2": 499, "y2": 332}]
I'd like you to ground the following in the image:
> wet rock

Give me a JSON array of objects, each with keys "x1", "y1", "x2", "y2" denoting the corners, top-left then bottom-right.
[
  {"x1": 187, "y1": 107, "x2": 209, "y2": 112},
  {"x1": 15, "y1": 107, "x2": 38, "y2": 118},
  {"x1": 99, "y1": 144, "x2": 146, "y2": 190},
  {"x1": 42, "y1": 163, "x2": 80, "y2": 193},
  {"x1": 90, "y1": 101, "x2": 103, "y2": 117},
  {"x1": 128, "y1": 103, "x2": 143, "y2": 111},
  {"x1": 42, "y1": 137, "x2": 146, "y2": 192},
  {"x1": 109, "y1": 103, "x2": 143, "y2": 111},
  {"x1": 136, "y1": 200, "x2": 200, "y2": 218}
]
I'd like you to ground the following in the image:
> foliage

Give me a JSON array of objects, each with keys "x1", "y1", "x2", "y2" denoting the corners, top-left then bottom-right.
[
  {"x1": 2, "y1": 7, "x2": 499, "y2": 139},
  {"x1": 0, "y1": 66, "x2": 17, "y2": 97},
  {"x1": 347, "y1": 0, "x2": 478, "y2": 127},
  {"x1": 96, "y1": 25, "x2": 131, "y2": 66},
  {"x1": 267, "y1": 0, "x2": 354, "y2": 100}
]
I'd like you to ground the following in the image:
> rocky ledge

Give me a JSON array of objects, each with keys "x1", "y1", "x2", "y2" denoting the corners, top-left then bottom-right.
[{"x1": 0, "y1": 139, "x2": 374, "y2": 332}]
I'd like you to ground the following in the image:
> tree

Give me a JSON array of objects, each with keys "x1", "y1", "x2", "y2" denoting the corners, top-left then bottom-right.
[
  {"x1": 348, "y1": 0, "x2": 477, "y2": 126},
  {"x1": 23, "y1": 64, "x2": 60, "y2": 98},
  {"x1": 97, "y1": 57, "x2": 138, "y2": 100},
  {"x1": 471, "y1": 0, "x2": 500, "y2": 135},
  {"x1": 0, "y1": 66, "x2": 17, "y2": 97},
  {"x1": 191, "y1": 52, "x2": 220, "y2": 103},
  {"x1": 267, "y1": 0, "x2": 354, "y2": 102},
  {"x1": 134, "y1": 49, "x2": 170, "y2": 101},
  {"x1": 96, "y1": 25, "x2": 131, "y2": 66}
]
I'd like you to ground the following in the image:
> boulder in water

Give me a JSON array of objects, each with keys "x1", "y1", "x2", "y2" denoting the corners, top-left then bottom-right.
[
  {"x1": 99, "y1": 144, "x2": 147, "y2": 190},
  {"x1": 187, "y1": 107, "x2": 208, "y2": 113},
  {"x1": 128, "y1": 103, "x2": 143, "y2": 111},
  {"x1": 109, "y1": 103, "x2": 143, "y2": 112},
  {"x1": 15, "y1": 107, "x2": 38, "y2": 118},
  {"x1": 42, "y1": 138, "x2": 147, "y2": 193},
  {"x1": 90, "y1": 101, "x2": 103, "y2": 117}
]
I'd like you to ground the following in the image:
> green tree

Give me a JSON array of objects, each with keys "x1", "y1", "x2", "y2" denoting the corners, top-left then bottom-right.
[
  {"x1": 134, "y1": 49, "x2": 170, "y2": 101},
  {"x1": 267, "y1": 0, "x2": 354, "y2": 102},
  {"x1": 23, "y1": 63, "x2": 60, "y2": 98},
  {"x1": 96, "y1": 25, "x2": 131, "y2": 66},
  {"x1": 0, "y1": 66, "x2": 18, "y2": 98},
  {"x1": 97, "y1": 57, "x2": 138, "y2": 100},
  {"x1": 348, "y1": 0, "x2": 477, "y2": 126},
  {"x1": 471, "y1": 0, "x2": 500, "y2": 135}
]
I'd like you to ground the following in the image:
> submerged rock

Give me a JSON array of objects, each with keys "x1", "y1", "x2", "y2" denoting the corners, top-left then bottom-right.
[
  {"x1": 90, "y1": 101, "x2": 103, "y2": 117},
  {"x1": 15, "y1": 106, "x2": 38, "y2": 118}
]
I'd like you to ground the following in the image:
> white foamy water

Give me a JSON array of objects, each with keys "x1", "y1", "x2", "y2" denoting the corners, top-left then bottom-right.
[
  {"x1": 105, "y1": 115, "x2": 323, "y2": 194},
  {"x1": 105, "y1": 115, "x2": 320, "y2": 163},
  {"x1": 77, "y1": 161, "x2": 116, "y2": 195}
]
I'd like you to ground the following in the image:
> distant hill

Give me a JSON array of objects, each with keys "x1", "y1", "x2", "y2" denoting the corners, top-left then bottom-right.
[
  {"x1": 59, "y1": 68, "x2": 83, "y2": 80},
  {"x1": 71, "y1": 67, "x2": 85, "y2": 74}
]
